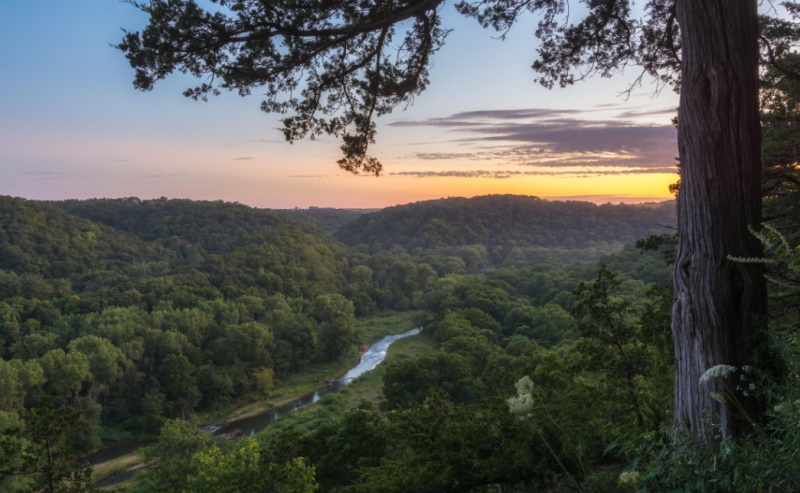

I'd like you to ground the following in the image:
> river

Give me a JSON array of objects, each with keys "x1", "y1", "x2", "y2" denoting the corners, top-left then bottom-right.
[
  {"x1": 210, "y1": 326, "x2": 420, "y2": 436},
  {"x1": 89, "y1": 327, "x2": 421, "y2": 487}
]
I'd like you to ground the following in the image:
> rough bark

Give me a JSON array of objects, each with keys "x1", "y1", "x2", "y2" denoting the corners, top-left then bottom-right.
[{"x1": 673, "y1": 0, "x2": 767, "y2": 438}]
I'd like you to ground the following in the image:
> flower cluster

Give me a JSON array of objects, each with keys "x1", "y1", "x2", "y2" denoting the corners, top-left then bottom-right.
[
  {"x1": 699, "y1": 364, "x2": 737, "y2": 384},
  {"x1": 618, "y1": 470, "x2": 640, "y2": 485},
  {"x1": 507, "y1": 376, "x2": 535, "y2": 418}
]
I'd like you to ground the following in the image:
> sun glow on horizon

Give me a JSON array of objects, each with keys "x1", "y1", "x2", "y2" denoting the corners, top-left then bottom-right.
[{"x1": 0, "y1": 1, "x2": 681, "y2": 210}]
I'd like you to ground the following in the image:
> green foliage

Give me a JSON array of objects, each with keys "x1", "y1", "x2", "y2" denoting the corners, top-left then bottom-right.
[
  {"x1": 0, "y1": 196, "x2": 156, "y2": 278},
  {"x1": 303, "y1": 402, "x2": 387, "y2": 490},
  {"x1": 159, "y1": 354, "x2": 201, "y2": 419},
  {"x1": 0, "y1": 397, "x2": 92, "y2": 493},
  {"x1": 0, "y1": 196, "x2": 386, "y2": 457},
  {"x1": 749, "y1": 224, "x2": 800, "y2": 329},
  {"x1": 328, "y1": 260, "x2": 666, "y2": 490},
  {"x1": 346, "y1": 393, "x2": 528, "y2": 492},
  {"x1": 382, "y1": 351, "x2": 473, "y2": 409},
  {"x1": 623, "y1": 367, "x2": 800, "y2": 492},
  {"x1": 335, "y1": 195, "x2": 675, "y2": 263},
  {"x1": 0, "y1": 359, "x2": 44, "y2": 413},
  {"x1": 572, "y1": 267, "x2": 673, "y2": 431},
  {"x1": 186, "y1": 440, "x2": 318, "y2": 493},
  {"x1": 38, "y1": 350, "x2": 92, "y2": 407},
  {"x1": 309, "y1": 294, "x2": 359, "y2": 361},
  {"x1": 139, "y1": 419, "x2": 212, "y2": 491},
  {"x1": 504, "y1": 303, "x2": 577, "y2": 347},
  {"x1": 51, "y1": 197, "x2": 293, "y2": 255}
]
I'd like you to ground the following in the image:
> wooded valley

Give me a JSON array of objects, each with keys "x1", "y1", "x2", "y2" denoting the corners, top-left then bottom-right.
[{"x1": 0, "y1": 194, "x2": 798, "y2": 492}]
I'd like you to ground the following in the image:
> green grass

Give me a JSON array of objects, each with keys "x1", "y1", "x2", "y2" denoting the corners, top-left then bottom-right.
[
  {"x1": 382, "y1": 331, "x2": 436, "y2": 362},
  {"x1": 356, "y1": 310, "x2": 422, "y2": 343},
  {"x1": 90, "y1": 451, "x2": 146, "y2": 483}
]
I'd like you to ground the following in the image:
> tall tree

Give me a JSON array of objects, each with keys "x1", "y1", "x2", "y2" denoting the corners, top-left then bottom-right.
[
  {"x1": 672, "y1": 1, "x2": 766, "y2": 438},
  {"x1": 118, "y1": 0, "x2": 772, "y2": 437},
  {"x1": 308, "y1": 294, "x2": 358, "y2": 360}
]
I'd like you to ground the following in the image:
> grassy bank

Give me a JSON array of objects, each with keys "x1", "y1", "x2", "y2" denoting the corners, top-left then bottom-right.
[
  {"x1": 356, "y1": 310, "x2": 422, "y2": 343},
  {"x1": 91, "y1": 452, "x2": 143, "y2": 482}
]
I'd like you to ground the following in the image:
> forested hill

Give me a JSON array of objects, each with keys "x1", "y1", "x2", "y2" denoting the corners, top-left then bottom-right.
[
  {"x1": 334, "y1": 195, "x2": 676, "y2": 254},
  {"x1": 48, "y1": 197, "x2": 316, "y2": 254},
  {"x1": 0, "y1": 196, "x2": 158, "y2": 277},
  {"x1": 0, "y1": 195, "x2": 367, "y2": 458},
  {"x1": 28, "y1": 196, "x2": 357, "y2": 299}
]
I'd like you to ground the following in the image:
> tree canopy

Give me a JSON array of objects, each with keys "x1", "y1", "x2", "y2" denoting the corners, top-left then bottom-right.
[
  {"x1": 117, "y1": 0, "x2": 683, "y2": 173},
  {"x1": 335, "y1": 195, "x2": 675, "y2": 258}
]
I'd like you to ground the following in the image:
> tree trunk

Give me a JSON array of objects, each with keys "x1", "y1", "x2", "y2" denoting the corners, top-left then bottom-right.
[{"x1": 673, "y1": 0, "x2": 767, "y2": 439}]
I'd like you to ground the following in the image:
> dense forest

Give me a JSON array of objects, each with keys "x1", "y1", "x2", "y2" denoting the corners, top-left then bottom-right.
[
  {"x1": 50, "y1": 199, "x2": 373, "y2": 249},
  {"x1": 1, "y1": 193, "x2": 798, "y2": 492},
  {"x1": 334, "y1": 195, "x2": 675, "y2": 263}
]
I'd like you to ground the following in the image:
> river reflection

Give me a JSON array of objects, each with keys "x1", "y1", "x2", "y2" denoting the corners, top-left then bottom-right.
[{"x1": 211, "y1": 327, "x2": 421, "y2": 437}]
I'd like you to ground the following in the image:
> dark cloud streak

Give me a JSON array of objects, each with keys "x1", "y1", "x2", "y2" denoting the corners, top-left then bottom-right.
[
  {"x1": 389, "y1": 108, "x2": 581, "y2": 128},
  {"x1": 392, "y1": 107, "x2": 677, "y2": 169},
  {"x1": 388, "y1": 167, "x2": 676, "y2": 179}
]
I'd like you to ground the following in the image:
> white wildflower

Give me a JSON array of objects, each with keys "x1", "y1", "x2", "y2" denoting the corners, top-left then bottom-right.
[
  {"x1": 618, "y1": 470, "x2": 640, "y2": 485},
  {"x1": 774, "y1": 399, "x2": 800, "y2": 415},
  {"x1": 507, "y1": 376, "x2": 535, "y2": 417},
  {"x1": 507, "y1": 393, "x2": 534, "y2": 416},
  {"x1": 699, "y1": 364, "x2": 737, "y2": 384},
  {"x1": 515, "y1": 375, "x2": 534, "y2": 395}
]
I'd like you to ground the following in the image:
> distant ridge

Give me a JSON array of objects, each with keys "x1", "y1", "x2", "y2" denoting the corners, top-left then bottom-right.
[
  {"x1": 0, "y1": 196, "x2": 157, "y2": 277},
  {"x1": 334, "y1": 194, "x2": 675, "y2": 256},
  {"x1": 48, "y1": 197, "x2": 314, "y2": 254}
]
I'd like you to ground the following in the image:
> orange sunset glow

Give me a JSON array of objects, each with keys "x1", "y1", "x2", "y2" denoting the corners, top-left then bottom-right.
[{"x1": 1, "y1": 1, "x2": 679, "y2": 209}]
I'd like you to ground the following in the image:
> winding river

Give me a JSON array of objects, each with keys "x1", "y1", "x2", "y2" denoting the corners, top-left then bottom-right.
[
  {"x1": 89, "y1": 327, "x2": 421, "y2": 487},
  {"x1": 210, "y1": 326, "x2": 421, "y2": 436}
]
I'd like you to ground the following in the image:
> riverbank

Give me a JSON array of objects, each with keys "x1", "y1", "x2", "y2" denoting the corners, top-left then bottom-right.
[
  {"x1": 202, "y1": 324, "x2": 436, "y2": 442},
  {"x1": 88, "y1": 311, "x2": 423, "y2": 488},
  {"x1": 332, "y1": 329, "x2": 435, "y2": 410},
  {"x1": 213, "y1": 310, "x2": 423, "y2": 425},
  {"x1": 210, "y1": 326, "x2": 423, "y2": 437}
]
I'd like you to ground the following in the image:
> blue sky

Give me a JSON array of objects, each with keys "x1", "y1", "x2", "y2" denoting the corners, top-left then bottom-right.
[{"x1": 0, "y1": 1, "x2": 680, "y2": 208}]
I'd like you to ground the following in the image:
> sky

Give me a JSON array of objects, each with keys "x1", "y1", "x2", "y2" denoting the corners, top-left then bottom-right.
[{"x1": 0, "y1": 1, "x2": 680, "y2": 209}]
